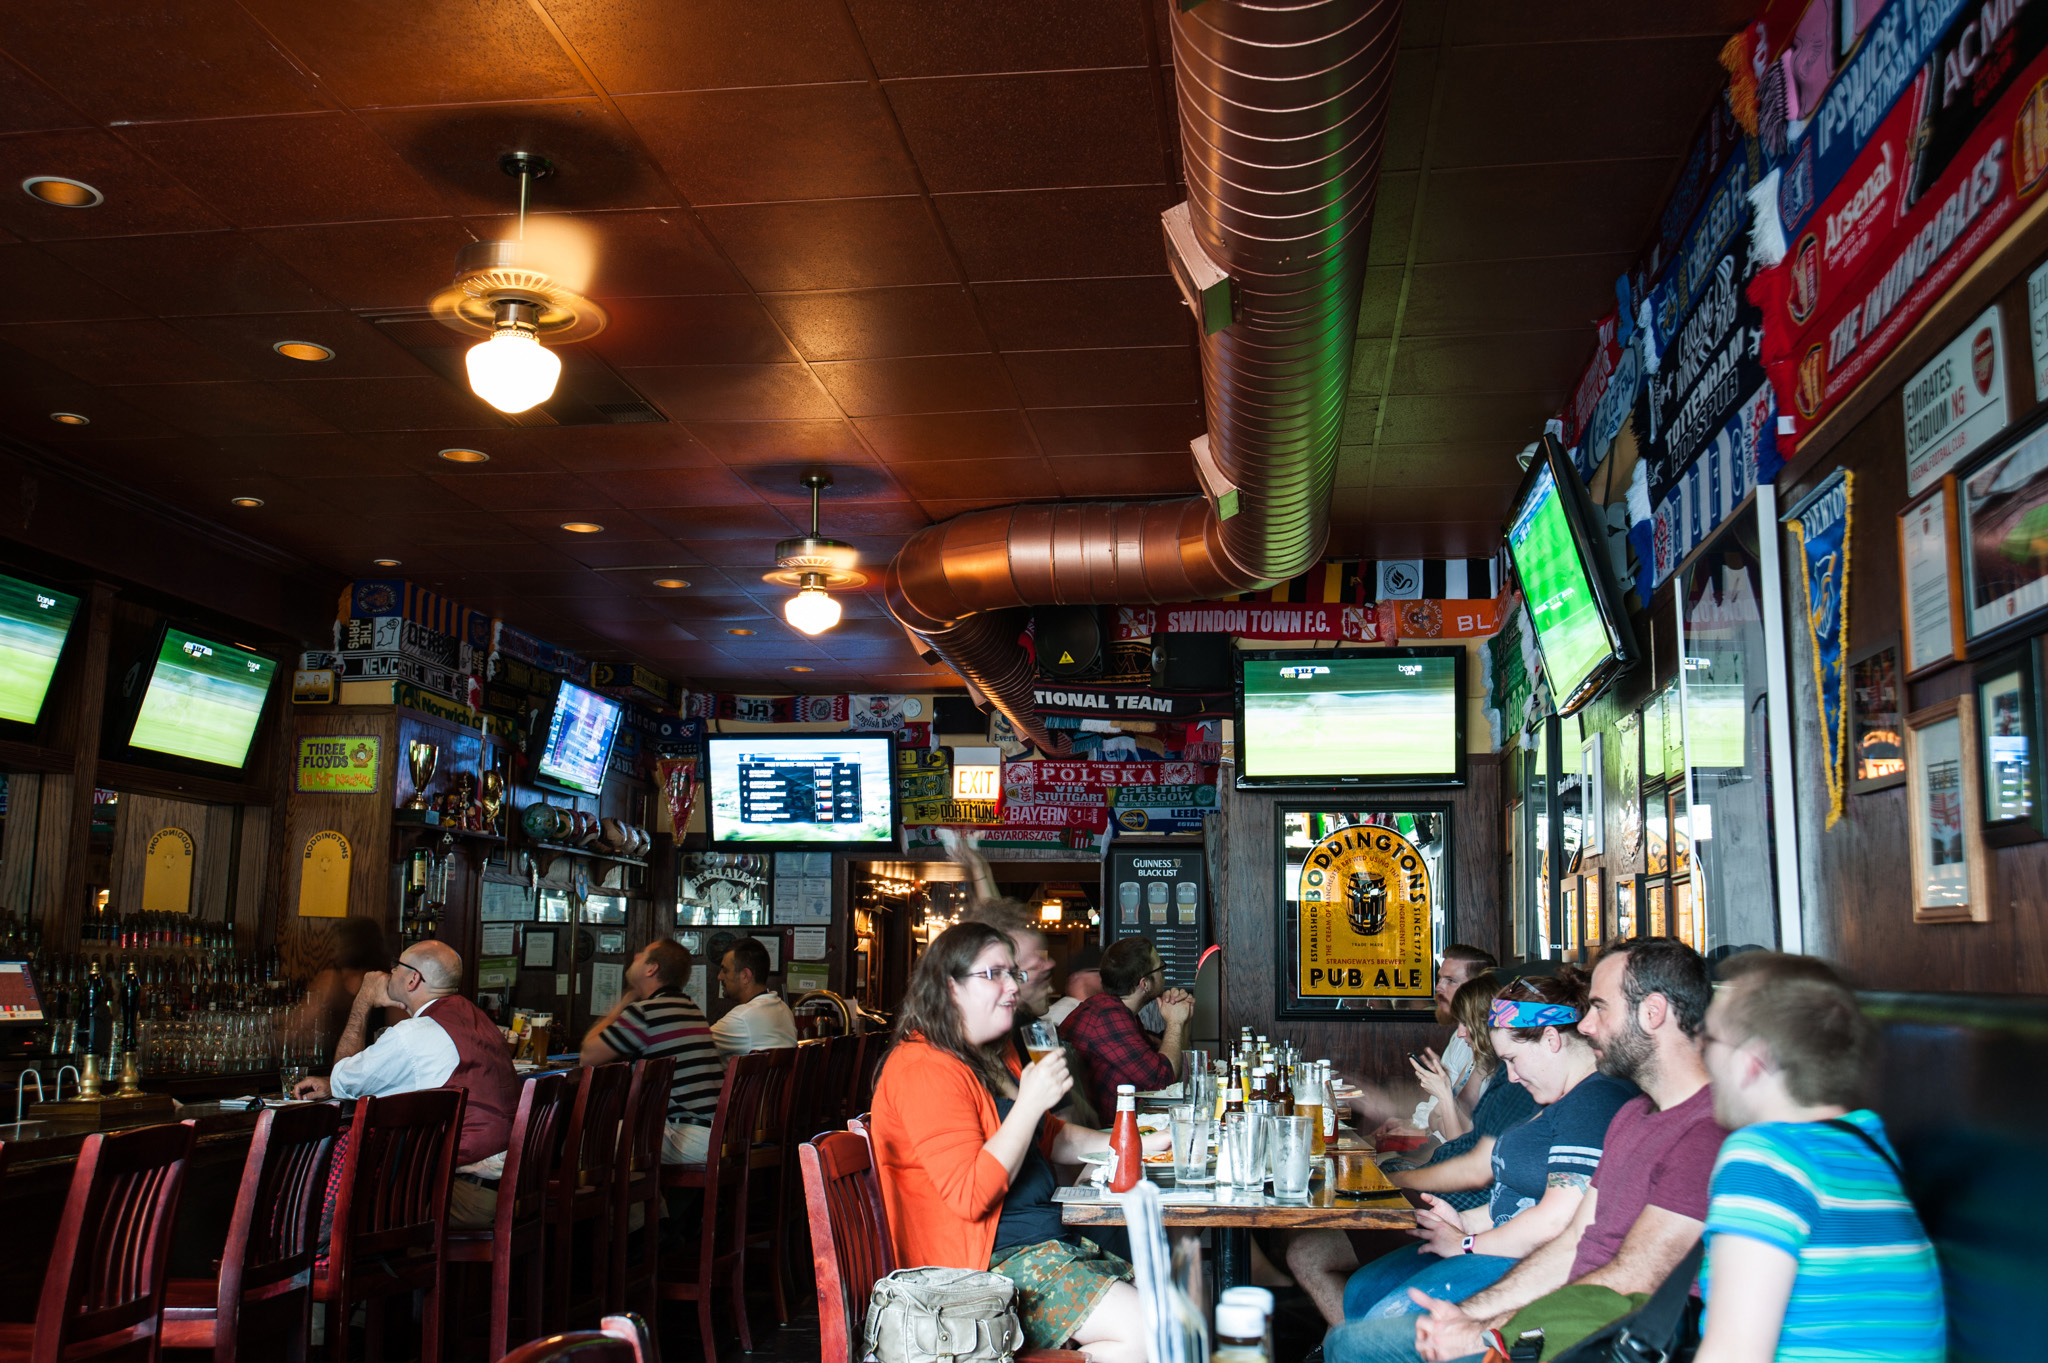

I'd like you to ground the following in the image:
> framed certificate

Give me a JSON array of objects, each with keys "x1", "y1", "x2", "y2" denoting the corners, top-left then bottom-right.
[
  {"x1": 1904, "y1": 695, "x2": 1993, "y2": 923},
  {"x1": 1898, "y1": 480, "x2": 1966, "y2": 677}
]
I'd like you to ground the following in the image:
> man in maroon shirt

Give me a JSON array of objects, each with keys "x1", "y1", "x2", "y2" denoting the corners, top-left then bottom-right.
[
  {"x1": 1059, "y1": 936, "x2": 1194, "y2": 1118},
  {"x1": 1324, "y1": 938, "x2": 1725, "y2": 1363}
]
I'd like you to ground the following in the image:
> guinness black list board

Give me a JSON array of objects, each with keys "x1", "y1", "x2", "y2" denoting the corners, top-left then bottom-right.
[{"x1": 1102, "y1": 847, "x2": 1209, "y2": 990}]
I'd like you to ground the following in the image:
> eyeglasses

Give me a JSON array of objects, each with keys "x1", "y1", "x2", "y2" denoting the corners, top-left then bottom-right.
[
  {"x1": 393, "y1": 961, "x2": 423, "y2": 984},
  {"x1": 960, "y1": 967, "x2": 1029, "y2": 985}
]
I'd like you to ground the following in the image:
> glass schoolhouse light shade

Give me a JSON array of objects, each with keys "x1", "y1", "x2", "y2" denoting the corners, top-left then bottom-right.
[
  {"x1": 466, "y1": 321, "x2": 560, "y2": 414},
  {"x1": 783, "y1": 580, "x2": 842, "y2": 635}
]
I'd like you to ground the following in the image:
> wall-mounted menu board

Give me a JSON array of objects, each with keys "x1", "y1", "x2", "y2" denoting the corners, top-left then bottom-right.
[{"x1": 1101, "y1": 846, "x2": 1207, "y2": 992}]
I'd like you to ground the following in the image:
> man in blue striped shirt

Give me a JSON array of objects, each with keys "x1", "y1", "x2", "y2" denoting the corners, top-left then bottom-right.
[{"x1": 1696, "y1": 953, "x2": 1944, "y2": 1363}]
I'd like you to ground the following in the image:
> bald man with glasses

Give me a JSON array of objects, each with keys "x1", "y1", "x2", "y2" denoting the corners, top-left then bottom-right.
[{"x1": 294, "y1": 938, "x2": 520, "y2": 1231}]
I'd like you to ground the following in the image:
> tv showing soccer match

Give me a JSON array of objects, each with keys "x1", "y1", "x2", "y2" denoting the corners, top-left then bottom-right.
[
  {"x1": 704, "y1": 733, "x2": 897, "y2": 847},
  {"x1": 0, "y1": 572, "x2": 80, "y2": 729},
  {"x1": 533, "y1": 680, "x2": 625, "y2": 796},
  {"x1": 126, "y1": 626, "x2": 277, "y2": 771},
  {"x1": 1235, "y1": 647, "x2": 1466, "y2": 788},
  {"x1": 1504, "y1": 436, "x2": 1636, "y2": 716}
]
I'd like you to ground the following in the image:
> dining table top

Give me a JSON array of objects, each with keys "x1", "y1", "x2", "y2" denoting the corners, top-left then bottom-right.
[{"x1": 1055, "y1": 1179, "x2": 1417, "y2": 1229}]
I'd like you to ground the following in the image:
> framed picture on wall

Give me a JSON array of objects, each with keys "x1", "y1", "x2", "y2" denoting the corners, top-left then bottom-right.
[
  {"x1": 1848, "y1": 638, "x2": 1907, "y2": 793},
  {"x1": 1904, "y1": 695, "x2": 1993, "y2": 923},
  {"x1": 1583, "y1": 870, "x2": 1604, "y2": 951},
  {"x1": 1973, "y1": 644, "x2": 2045, "y2": 845},
  {"x1": 1580, "y1": 733, "x2": 1605, "y2": 857},
  {"x1": 1958, "y1": 413, "x2": 2048, "y2": 652},
  {"x1": 1898, "y1": 480, "x2": 1966, "y2": 677},
  {"x1": 1615, "y1": 875, "x2": 1635, "y2": 940},
  {"x1": 1274, "y1": 804, "x2": 1455, "y2": 1019}
]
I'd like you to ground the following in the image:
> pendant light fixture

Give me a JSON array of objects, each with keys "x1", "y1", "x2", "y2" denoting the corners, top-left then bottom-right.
[
  {"x1": 763, "y1": 473, "x2": 866, "y2": 636},
  {"x1": 429, "y1": 153, "x2": 606, "y2": 415}
]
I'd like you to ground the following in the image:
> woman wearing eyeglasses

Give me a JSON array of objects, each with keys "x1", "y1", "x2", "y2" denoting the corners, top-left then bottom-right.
[{"x1": 871, "y1": 922, "x2": 1166, "y2": 1363}]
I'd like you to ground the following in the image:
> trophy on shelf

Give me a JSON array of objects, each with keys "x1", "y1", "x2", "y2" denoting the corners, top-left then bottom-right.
[
  {"x1": 398, "y1": 739, "x2": 440, "y2": 824},
  {"x1": 480, "y1": 769, "x2": 505, "y2": 836}
]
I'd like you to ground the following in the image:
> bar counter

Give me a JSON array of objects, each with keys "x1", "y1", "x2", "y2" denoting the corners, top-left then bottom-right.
[{"x1": 0, "y1": 1102, "x2": 269, "y2": 1319}]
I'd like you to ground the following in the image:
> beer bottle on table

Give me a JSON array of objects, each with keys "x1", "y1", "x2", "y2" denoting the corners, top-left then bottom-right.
[{"x1": 1108, "y1": 1084, "x2": 1143, "y2": 1193}]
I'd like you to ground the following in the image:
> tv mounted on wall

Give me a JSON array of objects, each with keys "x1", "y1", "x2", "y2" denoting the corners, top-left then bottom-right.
[
  {"x1": 0, "y1": 571, "x2": 81, "y2": 732},
  {"x1": 532, "y1": 679, "x2": 626, "y2": 796},
  {"x1": 1234, "y1": 646, "x2": 1467, "y2": 788},
  {"x1": 119, "y1": 624, "x2": 278, "y2": 773},
  {"x1": 704, "y1": 732, "x2": 898, "y2": 849},
  {"x1": 1503, "y1": 434, "x2": 1637, "y2": 716}
]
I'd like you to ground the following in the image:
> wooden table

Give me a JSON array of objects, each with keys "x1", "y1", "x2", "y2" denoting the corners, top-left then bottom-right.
[{"x1": 1057, "y1": 1176, "x2": 1416, "y2": 1292}]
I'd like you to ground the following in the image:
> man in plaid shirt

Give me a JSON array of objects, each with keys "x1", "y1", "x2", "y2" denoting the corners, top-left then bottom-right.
[{"x1": 1059, "y1": 935, "x2": 1195, "y2": 1117}]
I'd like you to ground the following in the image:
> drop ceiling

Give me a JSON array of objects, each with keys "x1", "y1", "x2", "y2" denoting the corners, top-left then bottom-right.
[{"x1": 0, "y1": 0, "x2": 1747, "y2": 691}]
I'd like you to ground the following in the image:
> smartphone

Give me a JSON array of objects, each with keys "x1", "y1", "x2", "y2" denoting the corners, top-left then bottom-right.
[{"x1": 1407, "y1": 1052, "x2": 1421, "y2": 1065}]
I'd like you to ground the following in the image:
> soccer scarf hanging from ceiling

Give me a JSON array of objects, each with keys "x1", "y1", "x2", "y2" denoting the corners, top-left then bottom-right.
[{"x1": 1115, "y1": 558, "x2": 1504, "y2": 642}]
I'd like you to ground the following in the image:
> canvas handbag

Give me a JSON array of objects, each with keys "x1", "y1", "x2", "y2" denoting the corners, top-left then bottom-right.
[{"x1": 862, "y1": 1266, "x2": 1028, "y2": 1363}]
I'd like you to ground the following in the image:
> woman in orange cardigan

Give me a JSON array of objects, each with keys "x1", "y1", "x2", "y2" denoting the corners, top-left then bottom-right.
[{"x1": 872, "y1": 921, "x2": 1161, "y2": 1363}]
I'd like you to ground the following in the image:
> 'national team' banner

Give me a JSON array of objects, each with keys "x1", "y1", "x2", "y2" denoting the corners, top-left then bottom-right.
[{"x1": 1789, "y1": 470, "x2": 1855, "y2": 828}]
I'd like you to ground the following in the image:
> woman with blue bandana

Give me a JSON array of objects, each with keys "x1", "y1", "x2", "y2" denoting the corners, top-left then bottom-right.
[{"x1": 1332, "y1": 971, "x2": 1640, "y2": 1326}]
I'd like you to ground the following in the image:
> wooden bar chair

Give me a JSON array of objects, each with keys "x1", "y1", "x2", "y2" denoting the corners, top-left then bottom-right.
[
  {"x1": 800, "y1": 1131, "x2": 1082, "y2": 1363},
  {"x1": 495, "y1": 1313, "x2": 649, "y2": 1363},
  {"x1": 822, "y1": 1033, "x2": 862, "y2": 1129},
  {"x1": 0, "y1": 1120, "x2": 197, "y2": 1363},
  {"x1": 658, "y1": 1049, "x2": 777, "y2": 1363},
  {"x1": 162, "y1": 1103, "x2": 341, "y2": 1363},
  {"x1": 445, "y1": 1072, "x2": 571, "y2": 1362},
  {"x1": 543, "y1": 1063, "x2": 630, "y2": 1333},
  {"x1": 314, "y1": 1088, "x2": 464, "y2": 1363},
  {"x1": 776, "y1": 1040, "x2": 833, "y2": 1298},
  {"x1": 854, "y1": 1033, "x2": 887, "y2": 1113},
  {"x1": 604, "y1": 1057, "x2": 674, "y2": 1342},
  {"x1": 741, "y1": 1046, "x2": 797, "y2": 1326}
]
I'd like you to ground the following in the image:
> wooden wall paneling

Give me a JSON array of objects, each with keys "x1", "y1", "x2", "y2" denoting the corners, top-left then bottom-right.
[
  {"x1": 280, "y1": 708, "x2": 398, "y2": 981},
  {"x1": 54, "y1": 583, "x2": 115, "y2": 948},
  {"x1": 234, "y1": 804, "x2": 270, "y2": 945},
  {"x1": 0, "y1": 773, "x2": 43, "y2": 913},
  {"x1": 1210, "y1": 757, "x2": 1505, "y2": 1093},
  {"x1": 31, "y1": 773, "x2": 72, "y2": 929}
]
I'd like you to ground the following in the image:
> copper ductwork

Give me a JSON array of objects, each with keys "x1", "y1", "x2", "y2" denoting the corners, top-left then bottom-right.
[{"x1": 885, "y1": 0, "x2": 1402, "y2": 751}]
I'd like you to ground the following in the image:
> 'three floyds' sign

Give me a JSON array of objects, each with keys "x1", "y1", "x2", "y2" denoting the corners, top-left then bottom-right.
[
  {"x1": 1759, "y1": 13, "x2": 2048, "y2": 450},
  {"x1": 1297, "y1": 823, "x2": 1434, "y2": 999}
]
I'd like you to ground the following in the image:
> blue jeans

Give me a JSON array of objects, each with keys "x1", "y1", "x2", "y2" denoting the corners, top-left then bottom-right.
[
  {"x1": 1324, "y1": 1311, "x2": 1484, "y2": 1363},
  {"x1": 1341, "y1": 1244, "x2": 1517, "y2": 1320}
]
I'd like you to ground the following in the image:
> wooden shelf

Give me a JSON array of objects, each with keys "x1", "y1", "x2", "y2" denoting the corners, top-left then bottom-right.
[{"x1": 524, "y1": 840, "x2": 648, "y2": 880}]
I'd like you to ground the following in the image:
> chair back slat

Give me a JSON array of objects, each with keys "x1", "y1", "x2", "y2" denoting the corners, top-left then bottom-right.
[
  {"x1": 331, "y1": 1089, "x2": 463, "y2": 1263},
  {"x1": 786, "y1": 1039, "x2": 832, "y2": 1145},
  {"x1": 824, "y1": 1033, "x2": 862, "y2": 1128},
  {"x1": 800, "y1": 1130, "x2": 897, "y2": 1363},
  {"x1": 855, "y1": 1034, "x2": 888, "y2": 1113},
  {"x1": 502, "y1": 1073, "x2": 572, "y2": 1230},
  {"x1": 619, "y1": 1057, "x2": 675, "y2": 1179},
  {"x1": 226, "y1": 1103, "x2": 342, "y2": 1301},
  {"x1": 553, "y1": 1063, "x2": 631, "y2": 1198},
  {"x1": 36, "y1": 1119, "x2": 197, "y2": 1355},
  {"x1": 752, "y1": 1047, "x2": 797, "y2": 1150}
]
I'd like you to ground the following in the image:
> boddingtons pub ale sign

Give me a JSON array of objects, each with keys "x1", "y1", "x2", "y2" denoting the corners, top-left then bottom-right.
[{"x1": 1298, "y1": 823, "x2": 1433, "y2": 999}]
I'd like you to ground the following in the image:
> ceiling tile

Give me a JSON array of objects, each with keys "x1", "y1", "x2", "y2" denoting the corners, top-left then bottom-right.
[
  {"x1": 361, "y1": 102, "x2": 678, "y2": 215},
  {"x1": 886, "y1": 71, "x2": 1168, "y2": 193},
  {"x1": 235, "y1": 0, "x2": 592, "y2": 106},
  {"x1": 170, "y1": 312, "x2": 432, "y2": 380},
  {"x1": 589, "y1": 295, "x2": 798, "y2": 367},
  {"x1": 811, "y1": 354, "x2": 1015, "y2": 417},
  {"x1": 0, "y1": 130, "x2": 226, "y2": 240},
  {"x1": 275, "y1": 376, "x2": 495, "y2": 432},
  {"x1": 1386, "y1": 331, "x2": 1588, "y2": 396},
  {"x1": 972, "y1": 276, "x2": 1191, "y2": 350},
  {"x1": 684, "y1": 418, "x2": 869, "y2": 465},
  {"x1": 1415, "y1": 162, "x2": 1673, "y2": 265},
  {"x1": 1048, "y1": 451, "x2": 1197, "y2": 498},
  {"x1": 760, "y1": 285, "x2": 989, "y2": 361},
  {"x1": 427, "y1": 471, "x2": 618, "y2": 512},
  {"x1": 698, "y1": 198, "x2": 958, "y2": 292},
  {"x1": 558, "y1": 209, "x2": 748, "y2": 299},
  {"x1": 0, "y1": 53, "x2": 90, "y2": 134},
  {"x1": 744, "y1": 462, "x2": 901, "y2": 505},
  {"x1": 1026, "y1": 402, "x2": 1202, "y2": 457},
  {"x1": 621, "y1": 86, "x2": 919, "y2": 206},
  {"x1": 581, "y1": 466, "x2": 764, "y2": 508},
  {"x1": 1, "y1": 317, "x2": 254, "y2": 385},
  {"x1": 1366, "y1": 174, "x2": 1418, "y2": 268},
  {"x1": 1380, "y1": 49, "x2": 1436, "y2": 175},
  {"x1": 848, "y1": 0, "x2": 1150, "y2": 77},
  {"x1": 638, "y1": 502, "x2": 799, "y2": 541},
  {"x1": 211, "y1": 432, "x2": 413, "y2": 479},
  {"x1": 853, "y1": 409, "x2": 1038, "y2": 462},
  {"x1": 247, "y1": 219, "x2": 477, "y2": 310},
  {"x1": 1377, "y1": 393, "x2": 1556, "y2": 446},
  {"x1": 778, "y1": 498, "x2": 929, "y2": 534},
  {"x1": 112, "y1": 381, "x2": 336, "y2": 437},
  {"x1": 496, "y1": 507, "x2": 668, "y2": 540},
  {"x1": 0, "y1": 244, "x2": 148, "y2": 325},
  {"x1": 1004, "y1": 346, "x2": 1197, "y2": 408},
  {"x1": 627, "y1": 364, "x2": 839, "y2": 421},
  {"x1": 544, "y1": 0, "x2": 868, "y2": 90},
  {"x1": 1398, "y1": 254, "x2": 1632, "y2": 336},
  {"x1": 1368, "y1": 443, "x2": 1526, "y2": 489},
  {"x1": 1448, "y1": 0, "x2": 1756, "y2": 43},
  {"x1": 517, "y1": 421, "x2": 719, "y2": 472},
  {"x1": 0, "y1": 346, "x2": 181, "y2": 439},
  {"x1": 1355, "y1": 266, "x2": 1405, "y2": 338},
  {"x1": 1367, "y1": 485, "x2": 1516, "y2": 527},
  {"x1": 1, "y1": 0, "x2": 328, "y2": 124},
  {"x1": 45, "y1": 232, "x2": 331, "y2": 316},
  {"x1": 934, "y1": 186, "x2": 1176, "y2": 281},
  {"x1": 125, "y1": 114, "x2": 446, "y2": 228},
  {"x1": 565, "y1": 543, "x2": 706, "y2": 574}
]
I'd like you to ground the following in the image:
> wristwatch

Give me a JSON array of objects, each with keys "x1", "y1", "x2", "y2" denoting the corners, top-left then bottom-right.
[{"x1": 1461, "y1": 1234, "x2": 1478, "y2": 1255}]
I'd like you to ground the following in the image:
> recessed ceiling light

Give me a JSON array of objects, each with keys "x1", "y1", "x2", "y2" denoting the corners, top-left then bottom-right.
[
  {"x1": 651, "y1": 578, "x2": 690, "y2": 589},
  {"x1": 229, "y1": 496, "x2": 265, "y2": 508},
  {"x1": 727, "y1": 628, "x2": 755, "y2": 636},
  {"x1": 786, "y1": 665, "x2": 814, "y2": 673},
  {"x1": 559, "y1": 521, "x2": 602, "y2": 534},
  {"x1": 48, "y1": 412, "x2": 89, "y2": 426},
  {"x1": 373, "y1": 558, "x2": 402, "y2": 567},
  {"x1": 22, "y1": 176, "x2": 102, "y2": 208},
  {"x1": 273, "y1": 340, "x2": 334, "y2": 362},
  {"x1": 437, "y1": 447, "x2": 489, "y2": 463}
]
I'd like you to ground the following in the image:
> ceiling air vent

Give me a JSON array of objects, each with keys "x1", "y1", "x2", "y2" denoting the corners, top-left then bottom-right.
[{"x1": 362, "y1": 310, "x2": 667, "y2": 428}]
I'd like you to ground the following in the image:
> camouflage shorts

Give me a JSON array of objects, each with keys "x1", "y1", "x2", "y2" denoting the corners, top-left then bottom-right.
[{"x1": 988, "y1": 1236, "x2": 1134, "y2": 1350}]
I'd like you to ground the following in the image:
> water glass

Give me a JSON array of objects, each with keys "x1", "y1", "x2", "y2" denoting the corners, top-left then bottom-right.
[
  {"x1": 1184, "y1": 1048, "x2": 1210, "y2": 1082},
  {"x1": 1271, "y1": 1116, "x2": 1315, "y2": 1198},
  {"x1": 1170, "y1": 1108, "x2": 1214, "y2": 1185},
  {"x1": 1223, "y1": 1110, "x2": 1266, "y2": 1190}
]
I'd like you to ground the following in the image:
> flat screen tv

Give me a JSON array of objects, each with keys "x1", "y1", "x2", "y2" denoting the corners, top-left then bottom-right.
[
  {"x1": 1504, "y1": 436, "x2": 1637, "y2": 716},
  {"x1": 0, "y1": 572, "x2": 81, "y2": 729},
  {"x1": 1235, "y1": 647, "x2": 1466, "y2": 788},
  {"x1": 534, "y1": 680, "x2": 625, "y2": 796},
  {"x1": 0, "y1": 961, "x2": 47, "y2": 1023},
  {"x1": 124, "y1": 626, "x2": 277, "y2": 772},
  {"x1": 704, "y1": 732, "x2": 898, "y2": 848}
]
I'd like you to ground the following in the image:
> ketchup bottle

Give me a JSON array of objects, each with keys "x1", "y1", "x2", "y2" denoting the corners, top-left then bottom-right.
[{"x1": 1108, "y1": 1084, "x2": 1143, "y2": 1192}]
